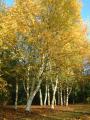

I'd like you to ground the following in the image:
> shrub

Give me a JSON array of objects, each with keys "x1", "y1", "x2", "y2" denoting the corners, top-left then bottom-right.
[
  {"x1": 0, "y1": 77, "x2": 10, "y2": 105},
  {"x1": 86, "y1": 97, "x2": 90, "y2": 103}
]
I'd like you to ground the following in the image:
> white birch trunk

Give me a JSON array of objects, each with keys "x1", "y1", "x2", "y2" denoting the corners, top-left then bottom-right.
[
  {"x1": 63, "y1": 90, "x2": 66, "y2": 106},
  {"x1": 54, "y1": 98, "x2": 56, "y2": 106},
  {"x1": 66, "y1": 86, "x2": 69, "y2": 106},
  {"x1": 25, "y1": 54, "x2": 46, "y2": 112},
  {"x1": 25, "y1": 79, "x2": 42, "y2": 112},
  {"x1": 39, "y1": 88, "x2": 43, "y2": 106},
  {"x1": 60, "y1": 84, "x2": 63, "y2": 106},
  {"x1": 44, "y1": 84, "x2": 47, "y2": 106},
  {"x1": 26, "y1": 76, "x2": 30, "y2": 100},
  {"x1": 15, "y1": 79, "x2": 18, "y2": 110},
  {"x1": 26, "y1": 66, "x2": 30, "y2": 100},
  {"x1": 47, "y1": 85, "x2": 50, "y2": 106},
  {"x1": 51, "y1": 76, "x2": 58, "y2": 109},
  {"x1": 57, "y1": 87, "x2": 60, "y2": 105}
]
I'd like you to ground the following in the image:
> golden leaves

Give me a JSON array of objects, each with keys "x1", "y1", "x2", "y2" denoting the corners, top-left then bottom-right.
[{"x1": 0, "y1": 0, "x2": 88, "y2": 72}]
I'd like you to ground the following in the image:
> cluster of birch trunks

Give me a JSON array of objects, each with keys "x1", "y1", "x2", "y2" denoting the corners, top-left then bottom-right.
[{"x1": 14, "y1": 55, "x2": 72, "y2": 112}]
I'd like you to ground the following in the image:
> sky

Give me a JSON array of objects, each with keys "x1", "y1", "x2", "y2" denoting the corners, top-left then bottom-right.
[
  {"x1": 81, "y1": 0, "x2": 90, "y2": 21},
  {"x1": 5, "y1": 0, "x2": 90, "y2": 22},
  {"x1": 5, "y1": 0, "x2": 14, "y2": 6}
]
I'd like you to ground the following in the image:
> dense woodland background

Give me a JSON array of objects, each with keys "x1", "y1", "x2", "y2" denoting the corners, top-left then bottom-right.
[{"x1": 0, "y1": 0, "x2": 90, "y2": 112}]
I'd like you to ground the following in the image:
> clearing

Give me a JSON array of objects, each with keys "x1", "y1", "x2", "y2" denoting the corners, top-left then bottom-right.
[{"x1": 0, "y1": 104, "x2": 90, "y2": 120}]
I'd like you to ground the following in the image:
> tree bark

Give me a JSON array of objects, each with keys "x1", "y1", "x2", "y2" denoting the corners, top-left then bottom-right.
[
  {"x1": 15, "y1": 79, "x2": 18, "y2": 110},
  {"x1": 47, "y1": 85, "x2": 50, "y2": 106},
  {"x1": 26, "y1": 78, "x2": 29, "y2": 100},
  {"x1": 51, "y1": 76, "x2": 58, "y2": 109},
  {"x1": 25, "y1": 54, "x2": 46, "y2": 112},
  {"x1": 44, "y1": 84, "x2": 47, "y2": 106},
  {"x1": 25, "y1": 79, "x2": 42, "y2": 112},
  {"x1": 57, "y1": 87, "x2": 60, "y2": 105},
  {"x1": 63, "y1": 89, "x2": 66, "y2": 106},
  {"x1": 26, "y1": 66, "x2": 30, "y2": 100},
  {"x1": 60, "y1": 84, "x2": 63, "y2": 106},
  {"x1": 39, "y1": 88, "x2": 43, "y2": 106},
  {"x1": 54, "y1": 98, "x2": 56, "y2": 106},
  {"x1": 66, "y1": 86, "x2": 69, "y2": 106}
]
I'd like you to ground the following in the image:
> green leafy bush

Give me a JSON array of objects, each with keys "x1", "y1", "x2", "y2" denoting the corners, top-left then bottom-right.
[{"x1": 86, "y1": 97, "x2": 90, "y2": 103}]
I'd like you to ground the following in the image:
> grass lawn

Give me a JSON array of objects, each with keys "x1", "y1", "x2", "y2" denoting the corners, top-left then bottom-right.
[{"x1": 0, "y1": 104, "x2": 90, "y2": 120}]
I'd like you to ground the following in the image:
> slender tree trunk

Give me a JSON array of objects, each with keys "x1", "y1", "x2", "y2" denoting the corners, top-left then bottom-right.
[
  {"x1": 26, "y1": 77, "x2": 29, "y2": 100},
  {"x1": 63, "y1": 90, "x2": 66, "y2": 106},
  {"x1": 66, "y1": 86, "x2": 69, "y2": 106},
  {"x1": 29, "y1": 78, "x2": 36, "y2": 97},
  {"x1": 25, "y1": 79, "x2": 42, "y2": 112},
  {"x1": 25, "y1": 54, "x2": 46, "y2": 112},
  {"x1": 15, "y1": 79, "x2": 18, "y2": 110},
  {"x1": 54, "y1": 98, "x2": 56, "y2": 106},
  {"x1": 26, "y1": 66, "x2": 30, "y2": 100},
  {"x1": 57, "y1": 87, "x2": 60, "y2": 105},
  {"x1": 47, "y1": 85, "x2": 50, "y2": 106},
  {"x1": 60, "y1": 84, "x2": 63, "y2": 106},
  {"x1": 44, "y1": 84, "x2": 47, "y2": 106},
  {"x1": 73, "y1": 89, "x2": 75, "y2": 104},
  {"x1": 51, "y1": 77, "x2": 58, "y2": 109},
  {"x1": 39, "y1": 88, "x2": 43, "y2": 106}
]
